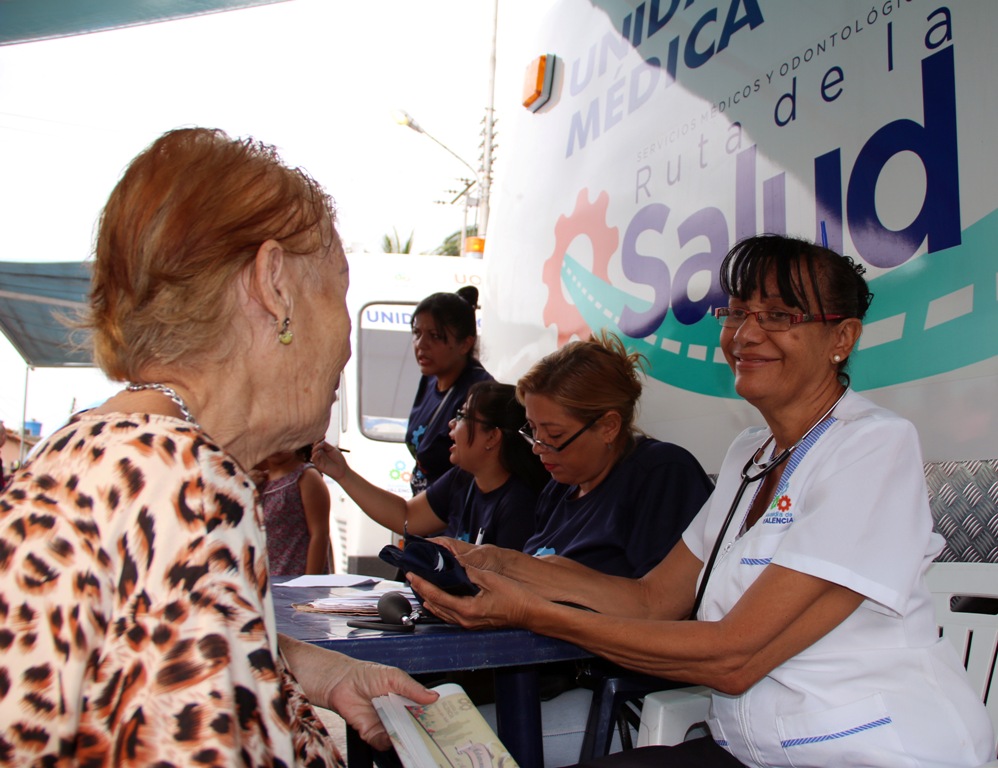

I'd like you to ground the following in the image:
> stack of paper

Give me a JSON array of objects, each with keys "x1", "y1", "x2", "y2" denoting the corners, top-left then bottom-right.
[{"x1": 290, "y1": 581, "x2": 417, "y2": 616}]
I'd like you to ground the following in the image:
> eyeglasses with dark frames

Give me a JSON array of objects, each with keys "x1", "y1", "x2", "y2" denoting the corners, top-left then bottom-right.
[
  {"x1": 454, "y1": 409, "x2": 495, "y2": 429},
  {"x1": 714, "y1": 307, "x2": 846, "y2": 332},
  {"x1": 518, "y1": 415, "x2": 602, "y2": 453}
]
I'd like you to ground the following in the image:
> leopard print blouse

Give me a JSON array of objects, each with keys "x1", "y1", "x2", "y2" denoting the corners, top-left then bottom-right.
[{"x1": 0, "y1": 413, "x2": 339, "y2": 767}]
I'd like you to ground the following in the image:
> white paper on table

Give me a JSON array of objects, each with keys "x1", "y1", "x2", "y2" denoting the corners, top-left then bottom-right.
[
  {"x1": 274, "y1": 574, "x2": 382, "y2": 588},
  {"x1": 290, "y1": 582, "x2": 417, "y2": 615}
]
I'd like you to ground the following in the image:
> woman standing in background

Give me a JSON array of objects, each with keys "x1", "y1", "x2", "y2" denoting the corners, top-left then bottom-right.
[{"x1": 406, "y1": 286, "x2": 493, "y2": 494}]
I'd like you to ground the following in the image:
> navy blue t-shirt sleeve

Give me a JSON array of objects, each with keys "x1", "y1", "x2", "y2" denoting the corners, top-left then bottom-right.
[{"x1": 623, "y1": 441, "x2": 714, "y2": 576}]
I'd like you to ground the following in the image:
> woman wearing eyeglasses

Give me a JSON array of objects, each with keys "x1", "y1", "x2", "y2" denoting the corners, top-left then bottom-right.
[
  {"x1": 413, "y1": 234, "x2": 994, "y2": 768},
  {"x1": 313, "y1": 381, "x2": 547, "y2": 551},
  {"x1": 516, "y1": 331, "x2": 714, "y2": 579}
]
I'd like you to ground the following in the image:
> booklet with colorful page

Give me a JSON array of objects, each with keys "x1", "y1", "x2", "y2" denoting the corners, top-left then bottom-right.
[{"x1": 372, "y1": 682, "x2": 519, "y2": 767}]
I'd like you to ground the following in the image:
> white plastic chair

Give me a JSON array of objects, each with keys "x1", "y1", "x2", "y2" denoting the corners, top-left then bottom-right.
[
  {"x1": 636, "y1": 685, "x2": 710, "y2": 747},
  {"x1": 637, "y1": 561, "x2": 998, "y2": 765},
  {"x1": 926, "y1": 562, "x2": 998, "y2": 765}
]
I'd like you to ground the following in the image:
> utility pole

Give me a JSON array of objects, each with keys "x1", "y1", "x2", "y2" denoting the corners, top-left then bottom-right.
[{"x1": 480, "y1": 0, "x2": 498, "y2": 239}]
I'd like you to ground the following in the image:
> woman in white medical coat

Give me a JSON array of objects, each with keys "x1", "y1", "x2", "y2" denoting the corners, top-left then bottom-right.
[{"x1": 411, "y1": 234, "x2": 995, "y2": 767}]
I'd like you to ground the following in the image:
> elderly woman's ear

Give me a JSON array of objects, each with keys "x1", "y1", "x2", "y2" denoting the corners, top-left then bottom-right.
[{"x1": 245, "y1": 239, "x2": 293, "y2": 324}]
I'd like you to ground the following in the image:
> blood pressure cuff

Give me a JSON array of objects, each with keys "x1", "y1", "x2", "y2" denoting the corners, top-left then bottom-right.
[{"x1": 379, "y1": 533, "x2": 480, "y2": 601}]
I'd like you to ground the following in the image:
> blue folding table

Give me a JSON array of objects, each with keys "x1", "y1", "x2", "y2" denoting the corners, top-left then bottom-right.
[{"x1": 272, "y1": 581, "x2": 593, "y2": 767}]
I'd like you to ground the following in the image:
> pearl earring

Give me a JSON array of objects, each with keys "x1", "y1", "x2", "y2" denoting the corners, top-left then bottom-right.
[
  {"x1": 278, "y1": 317, "x2": 293, "y2": 345},
  {"x1": 833, "y1": 354, "x2": 842, "y2": 363}
]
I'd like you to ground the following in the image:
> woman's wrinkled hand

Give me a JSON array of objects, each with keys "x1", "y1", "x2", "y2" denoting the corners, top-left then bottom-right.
[
  {"x1": 408, "y1": 565, "x2": 538, "y2": 631},
  {"x1": 321, "y1": 660, "x2": 438, "y2": 752},
  {"x1": 455, "y1": 543, "x2": 515, "y2": 575},
  {"x1": 429, "y1": 538, "x2": 511, "y2": 577}
]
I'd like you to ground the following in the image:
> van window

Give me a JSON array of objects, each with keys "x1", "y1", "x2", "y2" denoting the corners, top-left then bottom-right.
[{"x1": 358, "y1": 302, "x2": 419, "y2": 441}]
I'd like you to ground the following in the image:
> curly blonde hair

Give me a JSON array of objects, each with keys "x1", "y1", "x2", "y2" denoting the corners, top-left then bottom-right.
[{"x1": 85, "y1": 127, "x2": 336, "y2": 380}]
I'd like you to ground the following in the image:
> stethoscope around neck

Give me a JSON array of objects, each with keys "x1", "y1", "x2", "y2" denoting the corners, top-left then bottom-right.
[{"x1": 688, "y1": 388, "x2": 848, "y2": 619}]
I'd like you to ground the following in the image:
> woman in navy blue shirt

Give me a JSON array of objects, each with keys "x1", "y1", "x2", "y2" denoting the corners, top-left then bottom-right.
[
  {"x1": 314, "y1": 382, "x2": 546, "y2": 551},
  {"x1": 518, "y1": 331, "x2": 713, "y2": 578},
  {"x1": 405, "y1": 286, "x2": 493, "y2": 494}
]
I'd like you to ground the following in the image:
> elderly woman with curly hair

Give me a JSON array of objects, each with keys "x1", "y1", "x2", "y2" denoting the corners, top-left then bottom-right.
[{"x1": 0, "y1": 127, "x2": 436, "y2": 766}]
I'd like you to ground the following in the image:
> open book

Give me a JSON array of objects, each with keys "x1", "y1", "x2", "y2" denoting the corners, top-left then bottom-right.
[{"x1": 373, "y1": 683, "x2": 520, "y2": 767}]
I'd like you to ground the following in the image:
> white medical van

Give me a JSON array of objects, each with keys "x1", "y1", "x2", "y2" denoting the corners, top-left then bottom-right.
[
  {"x1": 326, "y1": 251, "x2": 485, "y2": 575},
  {"x1": 479, "y1": 0, "x2": 998, "y2": 470}
]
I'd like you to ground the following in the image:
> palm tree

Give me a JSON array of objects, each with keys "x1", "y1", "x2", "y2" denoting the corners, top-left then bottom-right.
[
  {"x1": 432, "y1": 226, "x2": 478, "y2": 257},
  {"x1": 382, "y1": 229, "x2": 414, "y2": 253}
]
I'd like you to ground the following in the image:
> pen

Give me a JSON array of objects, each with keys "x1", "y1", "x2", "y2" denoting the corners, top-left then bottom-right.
[
  {"x1": 475, "y1": 528, "x2": 485, "y2": 545},
  {"x1": 310, "y1": 439, "x2": 348, "y2": 453}
]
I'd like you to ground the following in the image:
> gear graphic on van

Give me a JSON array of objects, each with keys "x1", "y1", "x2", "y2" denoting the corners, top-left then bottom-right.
[{"x1": 542, "y1": 188, "x2": 619, "y2": 346}]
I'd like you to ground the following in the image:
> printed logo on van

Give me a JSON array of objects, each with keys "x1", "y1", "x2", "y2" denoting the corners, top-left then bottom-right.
[
  {"x1": 389, "y1": 460, "x2": 411, "y2": 485},
  {"x1": 543, "y1": 206, "x2": 998, "y2": 398},
  {"x1": 539, "y1": 38, "x2": 998, "y2": 398}
]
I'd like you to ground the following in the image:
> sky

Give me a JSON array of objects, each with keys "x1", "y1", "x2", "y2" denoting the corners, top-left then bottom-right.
[{"x1": 0, "y1": 0, "x2": 554, "y2": 442}]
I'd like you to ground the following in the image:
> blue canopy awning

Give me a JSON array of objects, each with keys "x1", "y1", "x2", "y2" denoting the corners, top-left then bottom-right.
[
  {"x1": 0, "y1": 261, "x2": 93, "y2": 368},
  {"x1": 0, "y1": 0, "x2": 289, "y2": 47}
]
